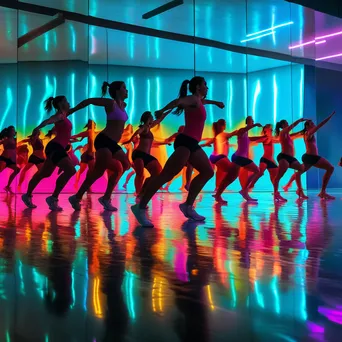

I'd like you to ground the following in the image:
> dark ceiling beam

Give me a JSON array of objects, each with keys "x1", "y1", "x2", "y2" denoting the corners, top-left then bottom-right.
[
  {"x1": 18, "y1": 13, "x2": 65, "y2": 48},
  {"x1": 142, "y1": 0, "x2": 184, "y2": 19},
  {"x1": 2, "y1": 0, "x2": 342, "y2": 71}
]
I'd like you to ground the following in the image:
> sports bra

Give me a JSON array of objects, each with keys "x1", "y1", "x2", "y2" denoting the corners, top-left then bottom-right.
[
  {"x1": 107, "y1": 102, "x2": 128, "y2": 121},
  {"x1": 140, "y1": 128, "x2": 154, "y2": 140},
  {"x1": 53, "y1": 118, "x2": 72, "y2": 148},
  {"x1": 31, "y1": 138, "x2": 44, "y2": 151},
  {"x1": 183, "y1": 102, "x2": 207, "y2": 142}
]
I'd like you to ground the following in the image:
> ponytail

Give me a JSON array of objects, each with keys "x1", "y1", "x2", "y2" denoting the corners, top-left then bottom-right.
[
  {"x1": 275, "y1": 122, "x2": 282, "y2": 136},
  {"x1": 0, "y1": 128, "x2": 8, "y2": 140},
  {"x1": 212, "y1": 121, "x2": 219, "y2": 136},
  {"x1": 101, "y1": 81, "x2": 110, "y2": 97},
  {"x1": 44, "y1": 97, "x2": 54, "y2": 113},
  {"x1": 174, "y1": 79, "x2": 190, "y2": 116}
]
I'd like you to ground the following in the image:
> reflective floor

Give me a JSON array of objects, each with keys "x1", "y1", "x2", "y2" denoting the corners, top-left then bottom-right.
[{"x1": 1, "y1": 191, "x2": 342, "y2": 342}]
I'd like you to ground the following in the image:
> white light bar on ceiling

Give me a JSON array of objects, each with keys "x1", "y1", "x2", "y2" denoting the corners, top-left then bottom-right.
[{"x1": 142, "y1": 0, "x2": 184, "y2": 19}]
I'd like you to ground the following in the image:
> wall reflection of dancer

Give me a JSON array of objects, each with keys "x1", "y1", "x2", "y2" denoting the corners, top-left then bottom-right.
[
  {"x1": 282, "y1": 111, "x2": 336, "y2": 200},
  {"x1": 272, "y1": 118, "x2": 307, "y2": 202},
  {"x1": 213, "y1": 116, "x2": 262, "y2": 203},
  {"x1": 22, "y1": 96, "x2": 79, "y2": 210},
  {"x1": 0, "y1": 126, "x2": 20, "y2": 193},
  {"x1": 201, "y1": 119, "x2": 238, "y2": 204},
  {"x1": 17, "y1": 129, "x2": 46, "y2": 191},
  {"x1": 71, "y1": 119, "x2": 97, "y2": 190},
  {"x1": 69, "y1": 81, "x2": 130, "y2": 211},
  {"x1": 132, "y1": 77, "x2": 224, "y2": 227},
  {"x1": 163, "y1": 126, "x2": 193, "y2": 192},
  {"x1": 122, "y1": 111, "x2": 170, "y2": 199}
]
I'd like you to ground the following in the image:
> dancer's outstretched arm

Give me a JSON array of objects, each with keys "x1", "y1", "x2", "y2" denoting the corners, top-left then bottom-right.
[
  {"x1": 69, "y1": 98, "x2": 114, "y2": 115},
  {"x1": 238, "y1": 123, "x2": 262, "y2": 135},
  {"x1": 307, "y1": 111, "x2": 336, "y2": 136},
  {"x1": 281, "y1": 118, "x2": 307, "y2": 134},
  {"x1": 152, "y1": 109, "x2": 172, "y2": 128},
  {"x1": 121, "y1": 127, "x2": 144, "y2": 145},
  {"x1": 202, "y1": 99, "x2": 225, "y2": 108}
]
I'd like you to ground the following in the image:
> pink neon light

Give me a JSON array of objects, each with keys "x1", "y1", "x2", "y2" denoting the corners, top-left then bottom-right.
[
  {"x1": 289, "y1": 40, "x2": 315, "y2": 49},
  {"x1": 316, "y1": 52, "x2": 342, "y2": 61},
  {"x1": 315, "y1": 40, "x2": 326, "y2": 45},
  {"x1": 316, "y1": 30, "x2": 342, "y2": 40}
]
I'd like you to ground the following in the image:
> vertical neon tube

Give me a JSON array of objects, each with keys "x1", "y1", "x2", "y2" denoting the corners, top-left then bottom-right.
[
  {"x1": 53, "y1": 77, "x2": 57, "y2": 98},
  {"x1": 244, "y1": 77, "x2": 247, "y2": 117},
  {"x1": 208, "y1": 80, "x2": 214, "y2": 123},
  {"x1": 299, "y1": 67, "x2": 304, "y2": 118},
  {"x1": 70, "y1": 24, "x2": 76, "y2": 53},
  {"x1": 23, "y1": 85, "x2": 31, "y2": 137},
  {"x1": 38, "y1": 76, "x2": 52, "y2": 125},
  {"x1": 129, "y1": 77, "x2": 135, "y2": 124},
  {"x1": 252, "y1": 80, "x2": 261, "y2": 121},
  {"x1": 44, "y1": 31, "x2": 49, "y2": 52},
  {"x1": 71, "y1": 73, "x2": 76, "y2": 133},
  {"x1": 273, "y1": 74, "x2": 278, "y2": 126},
  {"x1": 0, "y1": 88, "x2": 13, "y2": 130},
  {"x1": 147, "y1": 79, "x2": 151, "y2": 110},
  {"x1": 90, "y1": 74, "x2": 97, "y2": 121},
  {"x1": 147, "y1": 36, "x2": 150, "y2": 59},
  {"x1": 228, "y1": 79, "x2": 233, "y2": 129},
  {"x1": 271, "y1": 11, "x2": 276, "y2": 45},
  {"x1": 156, "y1": 77, "x2": 161, "y2": 111}
]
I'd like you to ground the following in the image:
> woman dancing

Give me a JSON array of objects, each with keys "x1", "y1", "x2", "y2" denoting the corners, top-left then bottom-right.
[
  {"x1": 272, "y1": 118, "x2": 307, "y2": 201},
  {"x1": 71, "y1": 119, "x2": 97, "y2": 190},
  {"x1": 21, "y1": 96, "x2": 78, "y2": 210},
  {"x1": 213, "y1": 116, "x2": 262, "y2": 203},
  {"x1": 282, "y1": 111, "x2": 336, "y2": 199},
  {"x1": 131, "y1": 76, "x2": 224, "y2": 227},
  {"x1": 122, "y1": 110, "x2": 170, "y2": 198},
  {"x1": 17, "y1": 129, "x2": 45, "y2": 191},
  {"x1": 201, "y1": 119, "x2": 238, "y2": 202},
  {"x1": 0, "y1": 126, "x2": 20, "y2": 193},
  {"x1": 69, "y1": 81, "x2": 130, "y2": 211}
]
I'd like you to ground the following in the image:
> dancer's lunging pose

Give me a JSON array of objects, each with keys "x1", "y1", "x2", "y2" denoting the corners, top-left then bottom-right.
[
  {"x1": 283, "y1": 111, "x2": 336, "y2": 199},
  {"x1": 17, "y1": 129, "x2": 45, "y2": 191},
  {"x1": 69, "y1": 81, "x2": 130, "y2": 211},
  {"x1": 201, "y1": 119, "x2": 238, "y2": 204},
  {"x1": 0, "y1": 126, "x2": 20, "y2": 193},
  {"x1": 272, "y1": 118, "x2": 307, "y2": 201},
  {"x1": 122, "y1": 110, "x2": 170, "y2": 198},
  {"x1": 131, "y1": 76, "x2": 224, "y2": 227},
  {"x1": 213, "y1": 116, "x2": 262, "y2": 203},
  {"x1": 22, "y1": 96, "x2": 78, "y2": 210}
]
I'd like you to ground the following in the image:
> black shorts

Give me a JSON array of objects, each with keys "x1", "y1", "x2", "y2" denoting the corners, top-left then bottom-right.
[
  {"x1": 209, "y1": 154, "x2": 226, "y2": 164},
  {"x1": 174, "y1": 134, "x2": 201, "y2": 154},
  {"x1": 94, "y1": 133, "x2": 122, "y2": 156},
  {"x1": 132, "y1": 150, "x2": 157, "y2": 167},
  {"x1": 302, "y1": 153, "x2": 321, "y2": 166},
  {"x1": 0, "y1": 156, "x2": 16, "y2": 166},
  {"x1": 80, "y1": 152, "x2": 95, "y2": 164},
  {"x1": 232, "y1": 153, "x2": 253, "y2": 167},
  {"x1": 260, "y1": 157, "x2": 278, "y2": 169},
  {"x1": 45, "y1": 141, "x2": 68, "y2": 165},
  {"x1": 277, "y1": 153, "x2": 298, "y2": 165},
  {"x1": 28, "y1": 154, "x2": 45, "y2": 165}
]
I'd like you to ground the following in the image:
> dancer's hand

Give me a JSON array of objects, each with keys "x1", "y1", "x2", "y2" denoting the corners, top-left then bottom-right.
[
  {"x1": 255, "y1": 123, "x2": 262, "y2": 127},
  {"x1": 216, "y1": 102, "x2": 225, "y2": 109}
]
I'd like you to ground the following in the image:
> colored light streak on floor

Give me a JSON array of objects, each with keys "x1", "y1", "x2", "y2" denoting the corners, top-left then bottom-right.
[{"x1": 0, "y1": 191, "x2": 342, "y2": 341}]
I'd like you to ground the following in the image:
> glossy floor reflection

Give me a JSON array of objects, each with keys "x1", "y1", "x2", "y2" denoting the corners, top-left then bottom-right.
[{"x1": 1, "y1": 191, "x2": 342, "y2": 341}]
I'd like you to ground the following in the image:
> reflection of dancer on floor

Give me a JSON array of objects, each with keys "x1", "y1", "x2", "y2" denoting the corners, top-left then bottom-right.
[
  {"x1": 69, "y1": 81, "x2": 130, "y2": 211},
  {"x1": 272, "y1": 118, "x2": 307, "y2": 202},
  {"x1": 283, "y1": 111, "x2": 336, "y2": 200},
  {"x1": 162, "y1": 126, "x2": 193, "y2": 192},
  {"x1": 249, "y1": 124, "x2": 279, "y2": 189},
  {"x1": 22, "y1": 96, "x2": 79, "y2": 210},
  {"x1": 201, "y1": 119, "x2": 238, "y2": 203},
  {"x1": 132, "y1": 76, "x2": 224, "y2": 227},
  {"x1": 122, "y1": 110, "x2": 170, "y2": 198},
  {"x1": 213, "y1": 116, "x2": 262, "y2": 203},
  {"x1": 71, "y1": 119, "x2": 97, "y2": 190},
  {"x1": 0, "y1": 126, "x2": 20, "y2": 193},
  {"x1": 17, "y1": 129, "x2": 46, "y2": 191}
]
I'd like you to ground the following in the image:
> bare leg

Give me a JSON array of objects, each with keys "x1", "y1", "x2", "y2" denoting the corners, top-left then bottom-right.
[
  {"x1": 314, "y1": 158, "x2": 335, "y2": 199},
  {"x1": 283, "y1": 172, "x2": 296, "y2": 192},
  {"x1": 18, "y1": 163, "x2": 34, "y2": 188},
  {"x1": 103, "y1": 160, "x2": 123, "y2": 200},
  {"x1": 239, "y1": 162, "x2": 259, "y2": 201},
  {"x1": 133, "y1": 159, "x2": 145, "y2": 195},
  {"x1": 184, "y1": 163, "x2": 193, "y2": 191},
  {"x1": 6, "y1": 165, "x2": 21, "y2": 189},
  {"x1": 140, "y1": 160, "x2": 162, "y2": 198},
  {"x1": 249, "y1": 163, "x2": 267, "y2": 189},
  {"x1": 123, "y1": 169, "x2": 135, "y2": 188},
  {"x1": 214, "y1": 162, "x2": 240, "y2": 203},
  {"x1": 273, "y1": 159, "x2": 290, "y2": 201},
  {"x1": 289, "y1": 161, "x2": 307, "y2": 199},
  {"x1": 52, "y1": 157, "x2": 76, "y2": 198},
  {"x1": 75, "y1": 163, "x2": 88, "y2": 188}
]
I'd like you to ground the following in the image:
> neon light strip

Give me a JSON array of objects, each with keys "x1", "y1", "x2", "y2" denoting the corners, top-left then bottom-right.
[
  {"x1": 241, "y1": 31, "x2": 274, "y2": 43},
  {"x1": 315, "y1": 40, "x2": 326, "y2": 45},
  {"x1": 316, "y1": 52, "x2": 342, "y2": 61},
  {"x1": 289, "y1": 40, "x2": 315, "y2": 49},
  {"x1": 316, "y1": 30, "x2": 342, "y2": 40},
  {"x1": 290, "y1": 30, "x2": 342, "y2": 49},
  {"x1": 246, "y1": 21, "x2": 293, "y2": 37}
]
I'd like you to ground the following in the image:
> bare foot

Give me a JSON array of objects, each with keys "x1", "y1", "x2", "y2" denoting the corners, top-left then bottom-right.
[
  {"x1": 296, "y1": 189, "x2": 309, "y2": 200},
  {"x1": 274, "y1": 191, "x2": 287, "y2": 202},
  {"x1": 239, "y1": 190, "x2": 258, "y2": 202},
  {"x1": 318, "y1": 192, "x2": 335, "y2": 200},
  {"x1": 212, "y1": 194, "x2": 227, "y2": 204}
]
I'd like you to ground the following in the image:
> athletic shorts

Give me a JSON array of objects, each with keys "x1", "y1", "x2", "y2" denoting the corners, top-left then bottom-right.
[
  {"x1": 80, "y1": 152, "x2": 95, "y2": 164},
  {"x1": 260, "y1": 157, "x2": 278, "y2": 169},
  {"x1": 0, "y1": 156, "x2": 16, "y2": 166},
  {"x1": 209, "y1": 154, "x2": 226, "y2": 164},
  {"x1": 94, "y1": 133, "x2": 122, "y2": 156},
  {"x1": 132, "y1": 150, "x2": 157, "y2": 167},
  {"x1": 45, "y1": 141, "x2": 68, "y2": 165},
  {"x1": 28, "y1": 154, "x2": 45, "y2": 165},
  {"x1": 277, "y1": 153, "x2": 298, "y2": 165},
  {"x1": 302, "y1": 153, "x2": 321, "y2": 166},
  {"x1": 174, "y1": 134, "x2": 201, "y2": 154},
  {"x1": 232, "y1": 153, "x2": 253, "y2": 167}
]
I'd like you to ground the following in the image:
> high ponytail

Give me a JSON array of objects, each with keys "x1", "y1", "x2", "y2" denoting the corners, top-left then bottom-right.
[
  {"x1": 44, "y1": 97, "x2": 54, "y2": 113},
  {"x1": 212, "y1": 121, "x2": 219, "y2": 136},
  {"x1": 101, "y1": 82, "x2": 110, "y2": 97},
  {"x1": 275, "y1": 121, "x2": 285, "y2": 136},
  {"x1": 173, "y1": 79, "x2": 190, "y2": 116}
]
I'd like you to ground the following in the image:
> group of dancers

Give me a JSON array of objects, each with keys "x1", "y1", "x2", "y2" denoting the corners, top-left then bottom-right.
[{"x1": 0, "y1": 76, "x2": 338, "y2": 227}]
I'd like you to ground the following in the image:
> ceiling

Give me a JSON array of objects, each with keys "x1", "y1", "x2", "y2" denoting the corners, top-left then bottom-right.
[{"x1": 0, "y1": 0, "x2": 342, "y2": 69}]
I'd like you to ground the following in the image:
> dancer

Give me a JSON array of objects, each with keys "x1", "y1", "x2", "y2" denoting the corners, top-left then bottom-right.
[
  {"x1": 249, "y1": 124, "x2": 279, "y2": 189},
  {"x1": 201, "y1": 119, "x2": 238, "y2": 202},
  {"x1": 22, "y1": 96, "x2": 78, "y2": 210},
  {"x1": 122, "y1": 110, "x2": 170, "y2": 198},
  {"x1": 17, "y1": 129, "x2": 45, "y2": 191},
  {"x1": 131, "y1": 76, "x2": 224, "y2": 227},
  {"x1": 213, "y1": 116, "x2": 262, "y2": 203},
  {"x1": 69, "y1": 81, "x2": 130, "y2": 211},
  {"x1": 282, "y1": 111, "x2": 336, "y2": 199},
  {"x1": 71, "y1": 119, "x2": 97, "y2": 190},
  {"x1": 0, "y1": 126, "x2": 20, "y2": 193},
  {"x1": 272, "y1": 118, "x2": 307, "y2": 201},
  {"x1": 122, "y1": 135, "x2": 139, "y2": 191}
]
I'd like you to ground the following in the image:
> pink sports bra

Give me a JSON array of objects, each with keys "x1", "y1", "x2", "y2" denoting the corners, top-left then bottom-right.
[
  {"x1": 52, "y1": 118, "x2": 72, "y2": 148},
  {"x1": 183, "y1": 102, "x2": 207, "y2": 142},
  {"x1": 107, "y1": 102, "x2": 128, "y2": 121}
]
